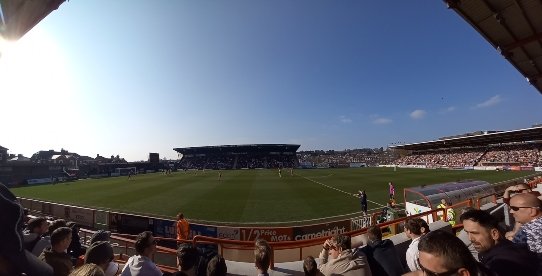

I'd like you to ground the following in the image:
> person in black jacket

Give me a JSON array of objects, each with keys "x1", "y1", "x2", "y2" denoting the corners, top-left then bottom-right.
[
  {"x1": 359, "y1": 226, "x2": 404, "y2": 276},
  {"x1": 460, "y1": 209, "x2": 539, "y2": 276}
]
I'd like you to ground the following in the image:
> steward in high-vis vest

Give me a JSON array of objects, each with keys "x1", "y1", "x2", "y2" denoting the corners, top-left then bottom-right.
[{"x1": 437, "y1": 199, "x2": 456, "y2": 226}]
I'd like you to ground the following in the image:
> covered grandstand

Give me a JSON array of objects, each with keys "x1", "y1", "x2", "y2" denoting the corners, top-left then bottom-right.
[
  {"x1": 174, "y1": 144, "x2": 300, "y2": 170},
  {"x1": 392, "y1": 125, "x2": 542, "y2": 169},
  {"x1": 446, "y1": 0, "x2": 542, "y2": 94}
]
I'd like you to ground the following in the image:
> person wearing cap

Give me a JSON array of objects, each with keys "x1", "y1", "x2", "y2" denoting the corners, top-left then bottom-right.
[
  {"x1": 89, "y1": 230, "x2": 112, "y2": 244},
  {"x1": 39, "y1": 227, "x2": 74, "y2": 276},
  {"x1": 66, "y1": 222, "x2": 83, "y2": 262},
  {"x1": 120, "y1": 231, "x2": 162, "y2": 276},
  {"x1": 85, "y1": 241, "x2": 120, "y2": 276},
  {"x1": 0, "y1": 183, "x2": 54, "y2": 276}
]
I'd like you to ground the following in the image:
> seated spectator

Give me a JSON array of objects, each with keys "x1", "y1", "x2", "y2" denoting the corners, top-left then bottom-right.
[
  {"x1": 456, "y1": 207, "x2": 479, "y2": 261},
  {"x1": 503, "y1": 183, "x2": 541, "y2": 205},
  {"x1": 404, "y1": 218, "x2": 429, "y2": 272},
  {"x1": 359, "y1": 226, "x2": 404, "y2": 276},
  {"x1": 0, "y1": 183, "x2": 54, "y2": 276},
  {"x1": 24, "y1": 216, "x2": 52, "y2": 256},
  {"x1": 509, "y1": 193, "x2": 542, "y2": 256},
  {"x1": 172, "y1": 243, "x2": 199, "y2": 276},
  {"x1": 206, "y1": 255, "x2": 227, "y2": 276},
  {"x1": 418, "y1": 230, "x2": 493, "y2": 276},
  {"x1": 84, "y1": 241, "x2": 120, "y2": 276},
  {"x1": 48, "y1": 219, "x2": 67, "y2": 234},
  {"x1": 303, "y1": 256, "x2": 323, "y2": 276},
  {"x1": 460, "y1": 209, "x2": 539, "y2": 276},
  {"x1": 69, "y1": 264, "x2": 105, "y2": 276},
  {"x1": 89, "y1": 230, "x2": 111, "y2": 244},
  {"x1": 254, "y1": 239, "x2": 272, "y2": 276},
  {"x1": 39, "y1": 227, "x2": 74, "y2": 276},
  {"x1": 318, "y1": 234, "x2": 371, "y2": 276},
  {"x1": 66, "y1": 222, "x2": 83, "y2": 264},
  {"x1": 120, "y1": 231, "x2": 162, "y2": 276}
]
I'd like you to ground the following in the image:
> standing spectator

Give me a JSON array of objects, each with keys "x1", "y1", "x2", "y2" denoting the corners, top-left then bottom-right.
[
  {"x1": 460, "y1": 209, "x2": 538, "y2": 276},
  {"x1": 417, "y1": 230, "x2": 493, "y2": 276},
  {"x1": 254, "y1": 239, "x2": 271, "y2": 276},
  {"x1": 357, "y1": 190, "x2": 368, "y2": 215},
  {"x1": 404, "y1": 218, "x2": 429, "y2": 272},
  {"x1": 177, "y1": 213, "x2": 190, "y2": 243},
  {"x1": 120, "y1": 231, "x2": 162, "y2": 276},
  {"x1": 39, "y1": 227, "x2": 74, "y2": 276},
  {"x1": 359, "y1": 226, "x2": 403, "y2": 276},
  {"x1": 318, "y1": 235, "x2": 372, "y2": 276},
  {"x1": 0, "y1": 183, "x2": 54, "y2": 276}
]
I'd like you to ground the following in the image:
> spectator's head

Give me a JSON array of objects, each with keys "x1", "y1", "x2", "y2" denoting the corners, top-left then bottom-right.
[
  {"x1": 440, "y1": 198, "x2": 448, "y2": 205},
  {"x1": 254, "y1": 239, "x2": 271, "y2": 272},
  {"x1": 460, "y1": 207, "x2": 475, "y2": 216},
  {"x1": 51, "y1": 227, "x2": 72, "y2": 253},
  {"x1": 404, "y1": 218, "x2": 428, "y2": 238},
  {"x1": 460, "y1": 209, "x2": 502, "y2": 253},
  {"x1": 89, "y1": 230, "x2": 111, "y2": 244},
  {"x1": 303, "y1": 256, "x2": 319, "y2": 276},
  {"x1": 509, "y1": 193, "x2": 542, "y2": 224},
  {"x1": 84, "y1": 241, "x2": 118, "y2": 275},
  {"x1": 366, "y1": 226, "x2": 383, "y2": 244},
  {"x1": 27, "y1": 217, "x2": 49, "y2": 235},
  {"x1": 418, "y1": 230, "x2": 480, "y2": 276},
  {"x1": 176, "y1": 243, "x2": 198, "y2": 272},
  {"x1": 48, "y1": 219, "x2": 67, "y2": 234},
  {"x1": 206, "y1": 254, "x2": 227, "y2": 276},
  {"x1": 177, "y1": 213, "x2": 184, "y2": 220},
  {"x1": 0, "y1": 183, "x2": 54, "y2": 276},
  {"x1": 134, "y1": 231, "x2": 157, "y2": 257},
  {"x1": 69, "y1": 263, "x2": 105, "y2": 276},
  {"x1": 327, "y1": 235, "x2": 351, "y2": 260}
]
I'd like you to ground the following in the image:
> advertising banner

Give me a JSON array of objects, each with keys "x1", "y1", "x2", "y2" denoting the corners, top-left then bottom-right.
[
  {"x1": 351, "y1": 216, "x2": 372, "y2": 231},
  {"x1": 94, "y1": 210, "x2": 109, "y2": 230},
  {"x1": 216, "y1": 227, "x2": 241, "y2": 240},
  {"x1": 118, "y1": 214, "x2": 153, "y2": 234},
  {"x1": 66, "y1": 206, "x2": 95, "y2": 227},
  {"x1": 293, "y1": 220, "x2": 350, "y2": 241},
  {"x1": 18, "y1": 198, "x2": 32, "y2": 209},
  {"x1": 154, "y1": 219, "x2": 176, "y2": 239},
  {"x1": 41, "y1": 202, "x2": 52, "y2": 215},
  {"x1": 405, "y1": 202, "x2": 433, "y2": 223},
  {"x1": 190, "y1": 223, "x2": 217, "y2": 239},
  {"x1": 30, "y1": 200, "x2": 43, "y2": 212},
  {"x1": 109, "y1": 213, "x2": 123, "y2": 232},
  {"x1": 239, "y1": 227, "x2": 293, "y2": 242}
]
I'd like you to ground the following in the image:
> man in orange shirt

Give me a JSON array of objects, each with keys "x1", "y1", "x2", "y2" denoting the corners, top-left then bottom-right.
[{"x1": 176, "y1": 213, "x2": 189, "y2": 243}]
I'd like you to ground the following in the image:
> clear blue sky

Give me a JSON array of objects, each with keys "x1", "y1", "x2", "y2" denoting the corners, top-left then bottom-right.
[{"x1": 1, "y1": 1, "x2": 541, "y2": 161}]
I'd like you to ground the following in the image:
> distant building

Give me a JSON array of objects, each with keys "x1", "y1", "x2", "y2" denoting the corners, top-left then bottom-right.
[{"x1": 0, "y1": 146, "x2": 7, "y2": 164}]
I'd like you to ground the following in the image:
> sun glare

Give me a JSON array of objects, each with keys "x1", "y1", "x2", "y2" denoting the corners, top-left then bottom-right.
[{"x1": 1, "y1": 29, "x2": 80, "y2": 154}]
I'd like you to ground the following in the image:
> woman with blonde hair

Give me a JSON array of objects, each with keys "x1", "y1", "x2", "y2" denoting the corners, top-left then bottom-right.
[{"x1": 69, "y1": 264, "x2": 105, "y2": 276}]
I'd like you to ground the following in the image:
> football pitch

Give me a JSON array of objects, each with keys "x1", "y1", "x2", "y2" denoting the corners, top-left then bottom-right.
[{"x1": 11, "y1": 168, "x2": 533, "y2": 224}]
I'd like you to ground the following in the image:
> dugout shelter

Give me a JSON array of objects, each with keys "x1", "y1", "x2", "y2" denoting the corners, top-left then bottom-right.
[{"x1": 404, "y1": 180, "x2": 495, "y2": 222}]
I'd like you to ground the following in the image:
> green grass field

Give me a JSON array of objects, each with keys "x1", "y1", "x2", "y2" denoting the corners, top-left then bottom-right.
[{"x1": 11, "y1": 168, "x2": 532, "y2": 224}]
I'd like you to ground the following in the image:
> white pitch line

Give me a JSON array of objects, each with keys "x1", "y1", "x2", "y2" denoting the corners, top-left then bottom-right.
[{"x1": 299, "y1": 174, "x2": 387, "y2": 208}]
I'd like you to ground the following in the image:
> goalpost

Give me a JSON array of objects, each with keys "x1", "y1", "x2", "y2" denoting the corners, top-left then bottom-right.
[{"x1": 115, "y1": 167, "x2": 137, "y2": 176}]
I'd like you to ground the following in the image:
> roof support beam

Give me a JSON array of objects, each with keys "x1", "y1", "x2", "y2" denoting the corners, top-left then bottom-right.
[{"x1": 500, "y1": 32, "x2": 542, "y2": 52}]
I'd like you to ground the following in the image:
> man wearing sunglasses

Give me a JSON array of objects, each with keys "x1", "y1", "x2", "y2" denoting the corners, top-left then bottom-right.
[
  {"x1": 416, "y1": 230, "x2": 493, "y2": 276},
  {"x1": 460, "y1": 209, "x2": 538, "y2": 276},
  {"x1": 509, "y1": 193, "x2": 542, "y2": 257}
]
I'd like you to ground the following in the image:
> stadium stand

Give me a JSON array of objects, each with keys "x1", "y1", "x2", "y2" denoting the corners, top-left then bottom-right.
[
  {"x1": 174, "y1": 144, "x2": 300, "y2": 170},
  {"x1": 392, "y1": 126, "x2": 542, "y2": 169}
]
